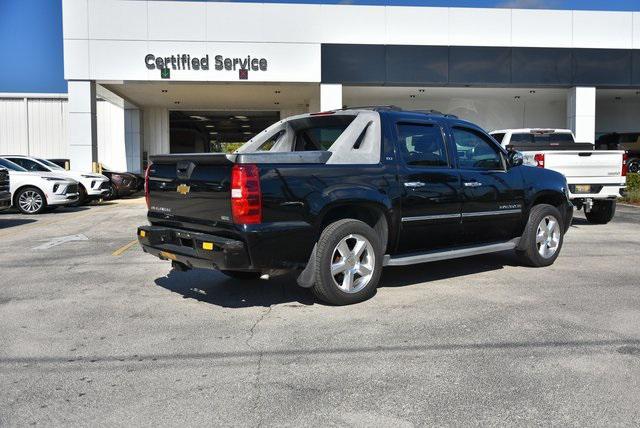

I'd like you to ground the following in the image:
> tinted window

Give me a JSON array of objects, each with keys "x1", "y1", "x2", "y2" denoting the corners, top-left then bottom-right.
[
  {"x1": 292, "y1": 115, "x2": 355, "y2": 152},
  {"x1": 453, "y1": 128, "x2": 503, "y2": 170},
  {"x1": 509, "y1": 132, "x2": 574, "y2": 144},
  {"x1": 397, "y1": 123, "x2": 448, "y2": 167},
  {"x1": 8, "y1": 158, "x2": 49, "y2": 172},
  {"x1": 256, "y1": 130, "x2": 284, "y2": 151},
  {"x1": 0, "y1": 158, "x2": 27, "y2": 172},
  {"x1": 491, "y1": 133, "x2": 505, "y2": 143}
]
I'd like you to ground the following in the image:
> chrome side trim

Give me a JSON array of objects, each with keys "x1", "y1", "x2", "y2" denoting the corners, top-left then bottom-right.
[
  {"x1": 383, "y1": 238, "x2": 520, "y2": 267},
  {"x1": 461, "y1": 209, "x2": 521, "y2": 218},
  {"x1": 402, "y1": 213, "x2": 461, "y2": 222}
]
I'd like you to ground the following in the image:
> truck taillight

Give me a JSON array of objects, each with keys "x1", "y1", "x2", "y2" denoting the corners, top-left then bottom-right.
[
  {"x1": 231, "y1": 164, "x2": 262, "y2": 224},
  {"x1": 534, "y1": 153, "x2": 545, "y2": 168},
  {"x1": 622, "y1": 152, "x2": 629, "y2": 177},
  {"x1": 144, "y1": 163, "x2": 152, "y2": 209}
]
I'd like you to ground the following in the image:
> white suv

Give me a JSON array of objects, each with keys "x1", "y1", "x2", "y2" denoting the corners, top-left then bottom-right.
[
  {"x1": 0, "y1": 158, "x2": 79, "y2": 214},
  {"x1": 4, "y1": 156, "x2": 109, "y2": 204}
]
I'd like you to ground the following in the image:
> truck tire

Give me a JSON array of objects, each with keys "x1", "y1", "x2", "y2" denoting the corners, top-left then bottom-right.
[
  {"x1": 221, "y1": 270, "x2": 262, "y2": 280},
  {"x1": 311, "y1": 219, "x2": 383, "y2": 305},
  {"x1": 516, "y1": 204, "x2": 564, "y2": 267},
  {"x1": 628, "y1": 158, "x2": 640, "y2": 174},
  {"x1": 15, "y1": 187, "x2": 48, "y2": 215},
  {"x1": 585, "y1": 200, "x2": 616, "y2": 224}
]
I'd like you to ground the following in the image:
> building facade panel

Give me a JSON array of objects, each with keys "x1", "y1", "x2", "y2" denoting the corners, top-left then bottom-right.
[
  {"x1": 88, "y1": 0, "x2": 148, "y2": 40},
  {"x1": 148, "y1": 1, "x2": 207, "y2": 41},
  {"x1": 385, "y1": 6, "x2": 449, "y2": 46},
  {"x1": 511, "y1": 48, "x2": 572, "y2": 86},
  {"x1": 511, "y1": 9, "x2": 573, "y2": 48},
  {"x1": 572, "y1": 49, "x2": 633, "y2": 86},
  {"x1": 385, "y1": 46, "x2": 448, "y2": 85},
  {"x1": 572, "y1": 11, "x2": 634, "y2": 49},
  {"x1": 448, "y1": 47, "x2": 512, "y2": 85}
]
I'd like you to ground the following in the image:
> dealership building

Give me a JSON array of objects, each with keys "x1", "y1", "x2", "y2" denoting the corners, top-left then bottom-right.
[{"x1": 2, "y1": 1, "x2": 640, "y2": 173}]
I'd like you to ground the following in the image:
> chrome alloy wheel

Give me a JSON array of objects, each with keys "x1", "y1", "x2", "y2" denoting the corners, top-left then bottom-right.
[
  {"x1": 536, "y1": 215, "x2": 561, "y2": 258},
  {"x1": 330, "y1": 234, "x2": 376, "y2": 294},
  {"x1": 18, "y1": 190, "x2": 43, "y2": 214}
]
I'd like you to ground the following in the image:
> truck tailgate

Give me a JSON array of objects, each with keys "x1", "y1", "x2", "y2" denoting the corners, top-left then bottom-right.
[
  {"x1": 147, "y1": 154, "x2": 234, "y2": 232},
  {"x1": 539, "y1": 151, "x2": 623, "y2": 178}
]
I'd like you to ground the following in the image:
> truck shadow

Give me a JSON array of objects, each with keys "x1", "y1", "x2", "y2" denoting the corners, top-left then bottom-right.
[{"x1": 154, "y1": 251, "x2": 519, "y2": 308}]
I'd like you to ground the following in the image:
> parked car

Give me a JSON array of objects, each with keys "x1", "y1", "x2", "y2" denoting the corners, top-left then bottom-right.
[
  {"x1": 99, "y1": 166, "x2": 141, "y2": 200},
  {"x1": 138, "y1": 107, "x2": 573, "y2": 305},
  {"x1": 0, "y1": 167, "x2": 11, "y2": 212},
  {"x1": 0, "y1": 158, "x2": 78, "y2": 214},
  {"x1": 490, "y1": 128, "x2": 626, "y2": 224},
  {"x1": 595, "y1": 132, "x2": 640, "y2": 174},
  {"x1": 47, "y1": 158, "x2": 71, "y2": 170},
  {"x1": 4, "y1": 156, "x2": 109, "y2": 204}
]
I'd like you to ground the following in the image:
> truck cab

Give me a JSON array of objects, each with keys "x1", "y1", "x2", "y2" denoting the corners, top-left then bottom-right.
[{"x1": 139, "y1": 107, "x2": 573, "y2": 305}]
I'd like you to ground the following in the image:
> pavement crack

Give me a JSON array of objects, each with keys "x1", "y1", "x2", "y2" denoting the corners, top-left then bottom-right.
[{"x1": 246, "y1": 305, "x2": 273, "y2": 428}]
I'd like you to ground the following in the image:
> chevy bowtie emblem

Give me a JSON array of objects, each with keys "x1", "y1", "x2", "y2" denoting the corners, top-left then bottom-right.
[{"x1": 177, "y1": 184, "x2": 190, "y2": 195}]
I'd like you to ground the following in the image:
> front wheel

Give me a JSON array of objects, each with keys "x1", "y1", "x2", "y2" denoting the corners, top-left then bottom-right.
[
  {"x1": 312, "y1": 219, "x2": 383, "y2": 305},
  {"x1": 15, "y1": 187, "x2": 47, "y2": 215},
  {"x1": 585, "y1": 200, "x2": 616, "y2": 225},
  {"x1": 516, "y1": 204, "x2": 564, "y2": 267},
  {"x1": 104, "y1": 183, "x2": 118, "y2": 200}
]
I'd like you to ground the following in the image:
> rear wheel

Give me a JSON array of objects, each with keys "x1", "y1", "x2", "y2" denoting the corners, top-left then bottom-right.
[
  {"x1": 628, "y1": 158, "x2": 640, "y2": 174},
  {"x1": 312, "y1": 219, "x2": 382, "y2": 305},
  {"x1": 220, "y1": 270, "x2": 262, "y2": 280},
  {"x1": 585, "y1": 200, "x2": 616, "y2": 224},
  {"x1": 516, "y1": 204, "x2": 564, "y2": 267},
  {"x1": 15, "y1": 187, "x2": 47, "y2": 215}
]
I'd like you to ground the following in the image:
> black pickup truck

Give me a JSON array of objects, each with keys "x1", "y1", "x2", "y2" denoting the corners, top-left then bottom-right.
[{"x1": 138, "y1": 107, "x2": 573, "y2": 305}]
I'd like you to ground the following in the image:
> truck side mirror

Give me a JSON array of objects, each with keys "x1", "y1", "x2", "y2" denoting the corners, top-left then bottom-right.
[{"x1": 508, "y1": 150, "x2": 524, "y2": 167}]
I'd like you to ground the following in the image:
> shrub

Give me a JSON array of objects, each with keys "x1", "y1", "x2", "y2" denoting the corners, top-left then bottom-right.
[{"x1": 622, "y1": 173, "x2": 640, "y2": 203}]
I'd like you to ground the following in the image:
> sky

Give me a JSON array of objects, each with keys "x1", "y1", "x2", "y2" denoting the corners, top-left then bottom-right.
[{"x1": 0, "y1": 0, "x2": 639, "y2": 94}]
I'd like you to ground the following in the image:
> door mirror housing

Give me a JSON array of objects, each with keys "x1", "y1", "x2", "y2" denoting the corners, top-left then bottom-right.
[{"x1": 507, "y1": 150, "x2": 524, "y2": 168}]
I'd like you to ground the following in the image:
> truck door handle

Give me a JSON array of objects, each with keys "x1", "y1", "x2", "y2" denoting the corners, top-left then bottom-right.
[
  {"x1": 464, "y1": 181, "x2": 483, "y2": 187},
  {"x1": 404, "y1": 182, "x2": 426, "y2": 188}
]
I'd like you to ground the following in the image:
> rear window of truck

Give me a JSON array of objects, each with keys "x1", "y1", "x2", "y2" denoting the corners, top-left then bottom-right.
[
  {"x1": 291, "y1": 115, "x2": 356, "y2": 151},
  {"x1": 510, "y1": 133, "x2": 574, "y2": 144}
]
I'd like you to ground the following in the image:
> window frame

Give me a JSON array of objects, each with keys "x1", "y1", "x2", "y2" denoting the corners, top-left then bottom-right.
[
  {"x1": 450, "y1": 126, "x2": 507, "y2": 172},
  {"x1": 395, "y1": 120, "x2": 452, "y2": 170}
]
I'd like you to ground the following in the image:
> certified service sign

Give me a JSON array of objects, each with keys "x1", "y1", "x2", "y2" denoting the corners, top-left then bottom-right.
[{"x1": 145, "y1": 54, "x2": 268, "y2": 80}]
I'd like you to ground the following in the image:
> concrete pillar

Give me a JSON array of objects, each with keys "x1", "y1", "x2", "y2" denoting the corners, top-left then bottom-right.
[
  {"x1": 320, "y1": 84, "x2": 343, "y2": 112},
  {"x1": 68, "y1": 81, "x2": 98, "y2": 172},
  {"x1": 125, "y1": 108, "x2": 142, "y2": 173},
  {"x1": 566, "y1": 87, "x2": 596, "y2": 144}
]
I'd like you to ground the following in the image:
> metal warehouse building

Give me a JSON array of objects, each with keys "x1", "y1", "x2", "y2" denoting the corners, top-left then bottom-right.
[{"x1": 3, "y1": 1, "x2": 640, "y2": 173}]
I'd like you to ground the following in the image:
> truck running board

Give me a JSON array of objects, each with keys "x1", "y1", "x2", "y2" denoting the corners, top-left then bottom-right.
[{"x1": 382, "y1": 239, "x2": 520, "y2": 267}]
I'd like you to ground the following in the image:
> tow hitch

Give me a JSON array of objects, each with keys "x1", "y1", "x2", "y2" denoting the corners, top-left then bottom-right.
[{"x1": 583, "y1": 198, "x2": 594, "y2": 213}]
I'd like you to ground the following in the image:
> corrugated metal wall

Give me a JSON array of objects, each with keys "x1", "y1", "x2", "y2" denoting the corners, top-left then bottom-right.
[
  {"x1": 27, "y1": 99, "x2": 69, "y2": 158},
  {"x1": 0, "y1": 97, "x2": 129, "y2": 169},
  {"x1": 0, "y1": 98, "x2": 29, "y2": 155}
]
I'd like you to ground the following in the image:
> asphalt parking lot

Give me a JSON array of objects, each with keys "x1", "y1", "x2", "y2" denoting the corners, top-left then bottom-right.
[{"x1": 1, "y1": 198, "x2": 639, "y2": 426}]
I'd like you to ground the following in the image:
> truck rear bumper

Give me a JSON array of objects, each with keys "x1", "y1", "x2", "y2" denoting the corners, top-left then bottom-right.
[{"x1": 137, "y1": 225, "x2": 253, "y2": 271}]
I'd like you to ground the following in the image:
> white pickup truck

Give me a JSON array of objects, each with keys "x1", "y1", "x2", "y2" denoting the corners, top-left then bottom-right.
[{"x1": 490, "y1": 128, "x2": 627, "y2": 224}]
